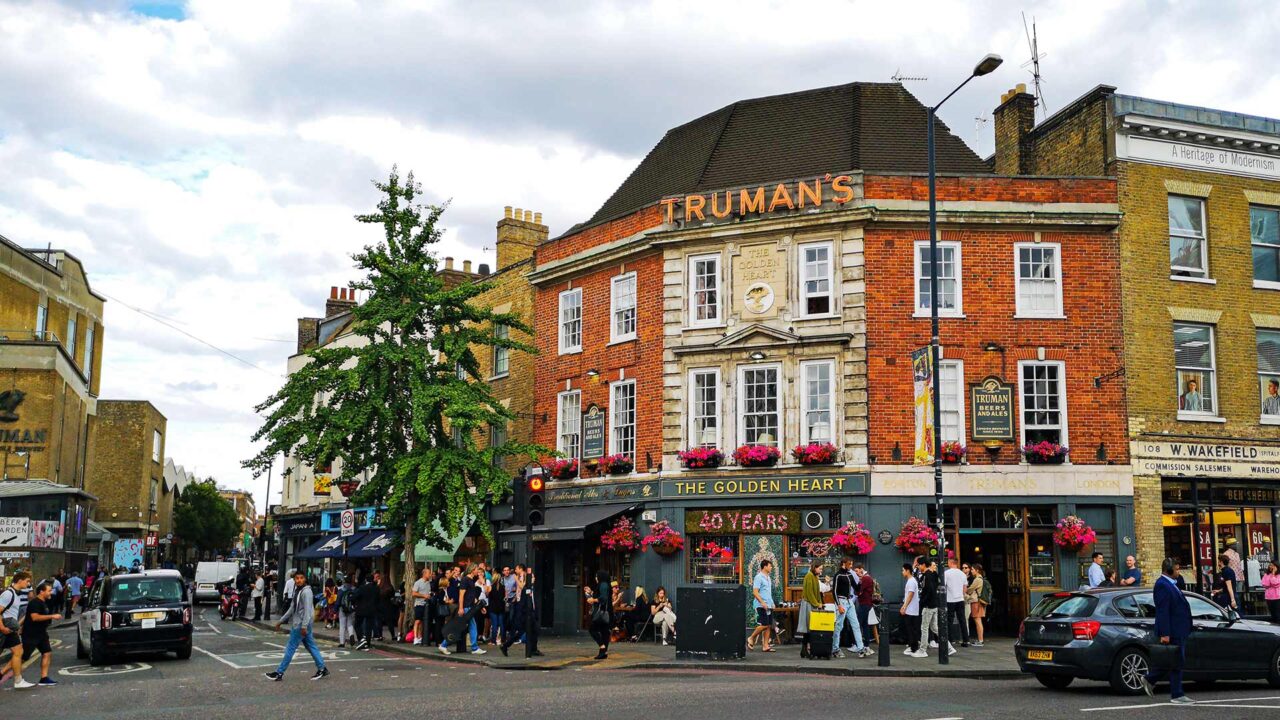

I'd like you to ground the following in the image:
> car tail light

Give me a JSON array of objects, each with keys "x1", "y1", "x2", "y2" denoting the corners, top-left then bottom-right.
[
  {"x1": 101, "y1": 610, "x2": 113, "y2": 630},
  {"x1": 1018, "y1": 620, "x2": 1026, "y2": 639},
  {"x1": 1072, "y1": 620, "x2": 1101, "y2": 640},
  {"x1": 183, "y1": 607, "x2": 191, "y2": 624}
]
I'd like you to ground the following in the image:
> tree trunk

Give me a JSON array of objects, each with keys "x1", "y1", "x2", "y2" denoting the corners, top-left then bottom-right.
[{"x1": 402, "y1": 515, "x2": 416, "y2": 637}]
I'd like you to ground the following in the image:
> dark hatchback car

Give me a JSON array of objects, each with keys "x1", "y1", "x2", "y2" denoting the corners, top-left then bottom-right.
[
  {"x1": 77, "y1": 570, "x2": 193, "y2": 666},
  {"x1": 1015, "y1": 587, "x2": 1280, "y2": 694}
]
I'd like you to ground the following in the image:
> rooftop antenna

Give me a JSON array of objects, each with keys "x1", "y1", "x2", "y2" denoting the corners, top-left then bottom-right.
[
  {"x1": 974, "y1": 116, "x2": 989, "y2": 149},
  {"x1": 1022, "y1": 12, "x2": 1048, "y2": 117},
  {"x1": 891, "y1": 68, "x2": 928, "y2": 83}
]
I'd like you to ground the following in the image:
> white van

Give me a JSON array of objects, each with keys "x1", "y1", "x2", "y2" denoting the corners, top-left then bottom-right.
[{"x1": 193, "y1": 561, "x2": 242, "y2": 604}]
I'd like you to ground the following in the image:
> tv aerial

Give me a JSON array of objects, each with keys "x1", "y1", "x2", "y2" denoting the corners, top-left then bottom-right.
[{"x1": 1022, "y1": 12, "x2": 1048, "y2": 117}]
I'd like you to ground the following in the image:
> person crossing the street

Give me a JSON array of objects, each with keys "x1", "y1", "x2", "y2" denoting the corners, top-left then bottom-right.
[
  {"x1": 264, "y1": 571, "x2": 329, "y2": 682},
  {"x1": 833, "y1": 557, "x2": 868, "y2": 658},
  {"x1": 1, "y1": 572, "x2": 33, "y2": 690},
  {"x1": 21, "y1": 580, "x2": 62, "y2": 687},
  {"x1": 1140, "y1": 558, "x2": 1194, "y2": 704}
]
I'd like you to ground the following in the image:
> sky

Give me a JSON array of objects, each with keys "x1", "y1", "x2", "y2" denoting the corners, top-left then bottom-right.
[{"x1": 2, "y1": 0, "x2": 1278, "y2": 513}]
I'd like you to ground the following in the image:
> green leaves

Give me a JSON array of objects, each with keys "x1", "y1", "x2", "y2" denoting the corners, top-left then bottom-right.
[
  {"x1": 174, "y1": 480, "x2": 242, "y2": 555},
  {"x1": 244, "y1": 167, "x2": 543, "y2": 551}
]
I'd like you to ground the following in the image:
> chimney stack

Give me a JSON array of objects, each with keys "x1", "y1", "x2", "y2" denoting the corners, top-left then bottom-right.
[
  {"x1": 445, "y1": 256, "x2": 454, "y2": 270},
  {"x1": 478, "y1": 262, "x2": 491, "y2": 276},
  {"x1": 993, "y1": 83, "x2": 1037, "y2": 176},
  {"x1": 495, "y1": 204, "x2": 549, "y2": 272},
  {"x1": 325, "y1": 284, "x2": 357, "y2": 318},
  {"x1": 463, "y1": 260, "x2": 472, "y2": 273}
]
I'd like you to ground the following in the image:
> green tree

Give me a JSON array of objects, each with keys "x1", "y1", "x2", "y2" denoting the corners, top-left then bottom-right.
[
  {"x1": 244, "y1": 169, "x2": 541, "y2": 616},
  {"x1": 174, "y1": 479, "x2": 241, "y2": 558}
]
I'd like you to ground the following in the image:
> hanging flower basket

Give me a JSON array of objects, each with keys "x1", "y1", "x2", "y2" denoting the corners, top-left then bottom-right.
[
  {"x1": 791, "y1": 442, "x2": 840, "y2": 465},
  {"x1": 600, "y1": 453, "x2": 634, "y2": 475},
  {"x1": 640, "y1": 520, "x2": 685, "y2": 556},
  {"x1": 733, "y1": 444, "x2": 782, "y2": 468},
  {"x1": 1024, "y1": 441, "x2": 1069, "y2": 464},
  {"x1": 830, "y1": 521, "x2": 875, "y2": 556},
  {"x1": 940, "y1": 441, "x2": 967, "y2": 464},
  {"x1": 546, "y1": 458, "x2": 579, "y2": 480},
  {"x1": 895, "y1": 516, "x2": 940, "y2": 553},
  {"x1": 1053, "y1": 515, "x2": 1097, "y2": 551},
  {"x1": 600, "y1": 516, "x2": 641, "y2": 554},
  {"x1": 335, "y1": 479, "x2": 361, "y2": 497},
  {"x1": 679, "y1": 447, "x2": 724, "y2": 469}
]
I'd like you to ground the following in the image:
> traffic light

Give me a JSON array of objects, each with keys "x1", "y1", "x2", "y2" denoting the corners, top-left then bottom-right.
[
  {"x1": 509, "y1": 475, "x2": 527, "y2": 522},
  {"x1": 526, "y1": 472, "x2": 545, "y2": 526}
]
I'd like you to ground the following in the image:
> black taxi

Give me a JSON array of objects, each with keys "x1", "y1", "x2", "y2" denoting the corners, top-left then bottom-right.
[{"x1": 77, "y1": 569, "x2": 193, "y2": 666}]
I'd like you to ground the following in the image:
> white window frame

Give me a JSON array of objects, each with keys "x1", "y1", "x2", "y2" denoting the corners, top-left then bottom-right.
[
  {"x1": 152, "y1": 429, "x2": 162, "y2": 463},
  {"x1": 1251, "y1": 205, "x2": 1280, "y2": 290},
  {"x1": 799, "y1": 359, "x2": 837, "y2": 445},
  {"x1": 1169, "y1": 195, "x2": 1209, "y2": 279},
  {"x1": 84, "y1": 323, "x2": 95, "y2": 378},
  {"x1": 610, "y1": 272, "x2": 637, "y2": 343},
  {"x1": 1017, "y1": 360, "x2": 1069, "y2": 451},
  {"x1": 687, "y1": 253, "x2": 722, "y2": 328},
  {"x1": 492, "y1": 324, "x2": 509, "y2": 378},
  {"x1": 797, "y1": 240, "x2": 836, "y2": 319},
  {"x1": 938, "y1": 359, "x2": 966, "y2": 445},
  {"x1": 608, "y1": 379, "x2": 637, "y2": 460},
  {"x1": 35, "y1": 302, "x2": 47, "y2": 337},
  {"x1": 556, "y1": 390, "x2": 582, "y2": 460},
  {"x1": 558, "y1": 288, "x2": 582, "y2": 355},
  {"x1": 66, "y1": 313, "x2": 77, "y2": 356},
  {"x1": 913, "y1": 241, "x2": 963, "y2": 318},
  {"x1": 736, "y1": 363, "x2": 782, "y2": 448},
  {"x1": 1014, "y1": 242, "x2": 1064, "y2": 318},
  {"x1": 688, "y1": 368, "x2": 721, "y2": 449},
  {"x1": 1174, "y1": 322, "x2": 1220, "y2": 421},
  {"x1": 1258, "y1": 329, "x2": 1280, "y2": 423}
]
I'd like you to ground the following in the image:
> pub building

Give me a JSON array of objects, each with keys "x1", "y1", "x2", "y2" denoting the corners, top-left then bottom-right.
[{"x1": 524, "y1": 81, "x2": 1131, "y2": 635}]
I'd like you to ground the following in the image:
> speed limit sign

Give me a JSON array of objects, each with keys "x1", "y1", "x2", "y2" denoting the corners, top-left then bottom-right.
[{"x1": 339, "y1": 509, "x2": 355, "y2": 537}]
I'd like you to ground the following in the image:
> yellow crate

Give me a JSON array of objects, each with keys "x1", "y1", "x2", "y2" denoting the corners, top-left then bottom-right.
[{"x1": 809, "y1": 610, "x2": 835, "y2": 632}]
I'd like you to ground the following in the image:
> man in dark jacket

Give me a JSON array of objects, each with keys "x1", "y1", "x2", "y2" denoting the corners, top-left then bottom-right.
[
  {"x1": 353, "y1": 575, "x2": 380, "y2": 651},
  {"x1": 1141, "y1": 558, "x2": 1194, "y2": 704}
]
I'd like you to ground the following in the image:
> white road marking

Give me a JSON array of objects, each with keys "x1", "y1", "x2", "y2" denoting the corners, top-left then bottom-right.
[
  {"x1": 1082, "y1": 695, "x2": 1280, "y2": 712},
  {"x1": 191, "y1": 645, "x2": 238, "y2": 669},
  {"x1": 1193, "y1": 704, "x2": 1280, "y2": 709}
]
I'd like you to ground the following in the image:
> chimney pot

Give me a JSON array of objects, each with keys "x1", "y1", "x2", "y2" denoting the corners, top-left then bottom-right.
[
  {"x1": 523, "y1": 210, "x2": 533, "y2": 222},
  {"x1": 463, "y1": 260, "x2": 472, "y2": 273},
  {"x1": 478, "y1": 263, "x2": 491, "y2": 276},
  {"x1": 330, "y1": 286, "x2": 338, "y2": 300},
  {"x1": 504, "y1": 206, "x2": 513, "y2": 219},
  {"x1": 1016, "y1": 82, "x2": 1027, "y2": 94},
  {"x1": 514, "y1": 208, "x2": 523, "y2": 219},
  {"x1": 534, "y1": 211, "x2": 542, "y2": 224},
  {"x1": 445, "y1": 256, "x2": 454, "y2": 270}
]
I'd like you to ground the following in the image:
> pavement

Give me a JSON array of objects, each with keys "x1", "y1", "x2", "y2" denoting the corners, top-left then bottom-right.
[{"x1": 7, "y1": 608, "x2": 1280, "y2": 719}]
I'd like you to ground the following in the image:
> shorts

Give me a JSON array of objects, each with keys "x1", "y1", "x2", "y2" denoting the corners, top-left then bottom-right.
[
  {"x1": 21, "y1": 634, "x2": 50, "y2": 655},
  {"x1": 755, "y1": 607, "x2": 773, "y2": 627},
  {"x1": 1, "y1": 631, "x2": 20, "y2": 651},
  {"x1": 970, "y1": 602, "x2": 986, "y2": 619},
  {"x1": 414, "y1": 605, "x2": 426, "y2": 621}
]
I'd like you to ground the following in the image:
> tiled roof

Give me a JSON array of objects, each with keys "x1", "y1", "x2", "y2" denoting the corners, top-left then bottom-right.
[{"x1": 587, "y1": 82, "x2": 990, "y2": 225}]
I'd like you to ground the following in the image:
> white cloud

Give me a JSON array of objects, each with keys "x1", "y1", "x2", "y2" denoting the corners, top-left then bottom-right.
[{"x1": 0, "y1": 0, "x2": 1277, "y2": 512}]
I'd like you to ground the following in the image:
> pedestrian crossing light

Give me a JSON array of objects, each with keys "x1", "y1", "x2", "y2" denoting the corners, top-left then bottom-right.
[{"x1": 527, "y1": 474, "x2": 545, "y2": 527}]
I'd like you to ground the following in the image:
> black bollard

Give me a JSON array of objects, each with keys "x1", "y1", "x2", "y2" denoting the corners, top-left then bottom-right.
[{"x1": 878, "y1": 611, "x2": 890, "y2": 667}]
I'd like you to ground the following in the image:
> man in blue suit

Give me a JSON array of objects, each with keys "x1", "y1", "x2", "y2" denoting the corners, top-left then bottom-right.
[{"x1": 1140, "y1": 557, "x2": 1194, "y2": 704}]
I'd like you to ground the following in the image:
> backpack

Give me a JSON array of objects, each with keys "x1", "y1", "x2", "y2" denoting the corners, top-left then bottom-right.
[
  {"x1": 977, "y1": 577, "x2": 993, "y2": 605},
  {"x1": 340, "y1": 587, "x2": 356, "y2": 614}
]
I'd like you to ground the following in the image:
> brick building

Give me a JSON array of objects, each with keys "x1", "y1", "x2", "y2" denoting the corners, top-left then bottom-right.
[
  {"x1": 218, "y1": 488, "x2": 257, "y2": 555},
  {"x1": 994, "y1": 84, "x2": 1280, "y2": 606},
  {"x1": 86, "y1": 399, "x2": 168, "y2": 567},
  {"x1": 0, "y1": 234, "x2": 104, "y2": 577}
]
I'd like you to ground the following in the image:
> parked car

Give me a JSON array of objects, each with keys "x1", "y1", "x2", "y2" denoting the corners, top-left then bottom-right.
[
  {"x1": 1015, "y1": 587, "x2": 1280, "y2": 694},
  {"x1": 77, "y1": 569, "x2": 193, "y2": 666},
  {"x1": 193, "y1": 560, "x2": 242, "y2": 604}
]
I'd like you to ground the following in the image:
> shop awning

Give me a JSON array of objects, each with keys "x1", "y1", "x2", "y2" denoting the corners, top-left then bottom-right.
[
  {"x1": 86, "y1": 520, "x2": 115, "y2": 543},
  {"x1": 498, "y1": 502, "x2": 638, "y2": 542},
  {"x1": 346, "y1": 530, "x2": 400, "y2": 558},
  {"x1": 406, "y1": 521, "x2": 471, "y2": 564},
  {"x1": 295, "y1": 532, "x2": 367, "y2": 559}
]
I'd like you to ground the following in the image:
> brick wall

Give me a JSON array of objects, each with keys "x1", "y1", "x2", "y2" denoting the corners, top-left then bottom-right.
[
  {"x1": 471, "y1": 258, "x2": 538, "y2": 475},
  {"x1": 536, "y1": 205, "x2": 665, "y2": 265},
  {"x1": 864, "y1": 174, "x2": 1115, "y2": 203},
  {"x1": 86, "y1": 400, "x2": 167, "y2": 534},
  {"x1": 865, "y1": 221, "x2": 1128, "y2": 466}
]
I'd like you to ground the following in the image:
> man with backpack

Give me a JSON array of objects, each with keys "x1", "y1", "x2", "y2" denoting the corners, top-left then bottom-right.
[
  {"x1": 337, "y1": 576, "x2": 357, "y2": 647},
  {"x1": 1, "y1": 571, "x2": 33, "y2": 690}
]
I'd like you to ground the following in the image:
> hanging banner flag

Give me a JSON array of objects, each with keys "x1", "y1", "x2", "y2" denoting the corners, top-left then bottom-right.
[{"x1": 912, "y1": 347, "x2": 935, "y2": 465}]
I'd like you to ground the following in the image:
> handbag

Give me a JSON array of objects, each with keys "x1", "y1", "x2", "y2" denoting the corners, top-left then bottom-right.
[{"x1": 1146, "y1": 640, "x2": 1183, "y2": 672}]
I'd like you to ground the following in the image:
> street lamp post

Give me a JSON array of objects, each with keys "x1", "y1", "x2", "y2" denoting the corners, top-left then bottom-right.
[{"x1": 927, "y1": 53, "x2": 1002, "y2": 665}]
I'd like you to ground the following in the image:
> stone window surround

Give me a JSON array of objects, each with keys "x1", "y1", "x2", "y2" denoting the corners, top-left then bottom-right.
[
  {"x1": 1017, "y1": 359, "x2": 1069, "y2": 451},
  {"x1": 912, "y1": 240, "x2": 964, "y2": 318},
  {"x1": 687, "y1": 252, "x2": 723, "y2": 328},
  {"x1": 796, "y1": 239, "x2": 837, "y2": 319}
]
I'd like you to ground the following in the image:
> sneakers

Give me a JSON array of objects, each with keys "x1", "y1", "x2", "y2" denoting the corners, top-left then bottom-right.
[
  {"x1": 471, "y1": 648, "x2": 487, "y2": 655},
  {"x1": 834, "y1": 651, "x2": 846, "y2": 659},
  {"x1": 1170, "y1": 696, "x2": 1194, "y2": 705},
  {"x1": 948, "y1": 645, "x2": 958, "y2": 656},
  {"x1": 860, "y1": 649, "x2": 874, "y2": 658},
  {"x1": 928, "y1": 640, "x2": 939, "y2": 649},
  {"x1": 263, "y1": 671, "x2": 283, "y2": 682},
  {"x1": 438, "y1": 645, "x2": 452, "y2": 655},
  {"x1": 413, "y1": 638, "x2": 423, "y2": 646},
  {"x1": 662, "y1": 639, "x2": 669, "y2": 646},
  {"x1": 1138, "y1": 675, "x2": 1155, "y2": 698},
  {"x1": 499, "y1": 644, "x2": 509, "y2": 657},
  {"x1": 355, "y1": 639, "x2": 369, "y2": 651},
  {"x1": 910, "y1": 650, "x2": 929, "y2": 658},
  {"x1": 13, "y1": 679, "x2": 34, "y2": 690},
  {"x1": 903, "y1": 647, "x2": 914, "y2": 656},
  {"x1": 311, "y1": 668, "x2": 329, "y2": 681},
  {"x1": 37, "y1": 678, "x2": 57, "y2": 687},
  {"x1": 971, "y1": 641, "x2": 984, "y2": 647}
]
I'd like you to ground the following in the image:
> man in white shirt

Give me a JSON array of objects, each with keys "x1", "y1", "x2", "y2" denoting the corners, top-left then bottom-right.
[
  {"x1": 411, "y1": 567, "x2": 433, "y2": 646},
  {"x1": 251, "y1": 571, "x2": 265, "y2": 621},
  {"x1": 899, "y1": 563, "x2": 924, "y2": 658},
  {"x1": 943, "y1": 557, "x2": 970, "y2": 648},
  {"x1": 1087, "y1": 553, "x2": 1106, "y2": 588},
  {"x1": 1, "y1": 572, "x2": 34, "y2": 689}
]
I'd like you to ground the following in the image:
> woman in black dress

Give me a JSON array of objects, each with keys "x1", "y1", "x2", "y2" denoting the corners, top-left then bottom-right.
[{"x1": 585, "y1": 571, "x2": 612, "y2": 660}]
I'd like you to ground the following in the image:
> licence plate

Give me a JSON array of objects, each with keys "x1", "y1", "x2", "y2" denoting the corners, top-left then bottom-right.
[
  {"x1": 133, "y1": 612, "x2": 165, "y2": 621},
  {"x1": 1027, "y1": 649, "x2": 1054, "y2": 661},
  {"x1": 141, "y1": 619, "x2": 156, "y2": 629}
]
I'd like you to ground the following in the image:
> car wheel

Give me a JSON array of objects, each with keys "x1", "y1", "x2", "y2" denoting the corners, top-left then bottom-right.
[
  {"x1": 76, "y1": 633, "x2": 88, "y2": 660},
  {"x1": 1268, "y1": 648, "x2": 1280, "y2": 688},
  {"x1": 1035, "y1": 673, "x2": 1074, "y2": 690},
  {"x1": 89, "y1": 638, "x2": 108, "y2": 667},
  {"x1": 1110, "y1": 647, "x2": 1149, "y2": 695},
  {"x1": 175, "y1": 639, "x2": 192, "y2": 660}
]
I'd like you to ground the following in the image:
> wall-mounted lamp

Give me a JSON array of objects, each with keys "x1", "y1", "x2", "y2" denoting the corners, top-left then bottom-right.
[
  {"x1": 982, "y1": 342, "x2": 1004, "y2": 352},
  {"x1": 891, "y1": 442, "x2": 902, "y2": 462},
  {"x1": 1096, "y1": 442, "x2": 1107, "y2": 462},
  {"x1": 748, "y1": 351, "x2": 766, "y2": 361},
  {"x1": 585, "y1": 368, "x2": 600, "y2": 378}
]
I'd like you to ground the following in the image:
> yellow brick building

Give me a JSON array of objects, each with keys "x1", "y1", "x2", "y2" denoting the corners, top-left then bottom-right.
[
  {"x1": 86, "y1": 399, "x2": 168, "y2": 566},
  {"x1": 997, "y1": 85, "x2": 1280, "y2": 605}
]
